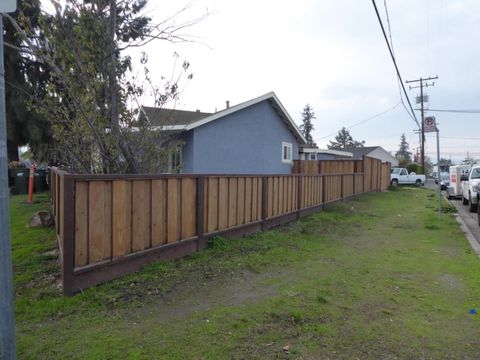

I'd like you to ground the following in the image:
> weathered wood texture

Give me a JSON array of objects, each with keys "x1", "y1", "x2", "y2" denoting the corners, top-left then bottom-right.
[{"x1": 49, "y1": 157, "x2": 391, "y2": 295}]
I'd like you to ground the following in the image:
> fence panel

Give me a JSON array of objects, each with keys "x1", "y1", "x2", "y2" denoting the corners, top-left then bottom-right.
[{"x1": 50, "y1": 156, "x2": 394, "y2": 295}]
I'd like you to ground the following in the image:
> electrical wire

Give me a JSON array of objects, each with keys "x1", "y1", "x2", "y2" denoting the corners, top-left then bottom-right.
[
  {"x1": 314, "y1": 101, "x2": 401, "y2": 142},
  {"x1": 371, "y1": 0, "x2": 420, "y2": 128},
  {"x1": 382, "y1": 0, "x2": 418, "y2": 125},
  {"x1": 425, "y1": 109, "x2": 480, "y2": 114}
]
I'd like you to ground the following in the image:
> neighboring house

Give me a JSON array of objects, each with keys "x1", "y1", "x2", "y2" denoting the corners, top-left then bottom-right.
[
  {"x1": 141, "y1": 92, "x2": 307, "y2": 174},
  {"x1": 334, "y1": 146, "x2": 399, "y2": 166},
  {"x1": 299, "y1": 145, "x2": 353, "y2": 160}
]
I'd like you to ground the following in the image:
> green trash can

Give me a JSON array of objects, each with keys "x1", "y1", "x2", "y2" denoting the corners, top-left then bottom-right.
[
  {"x1": 13, "y1": 169, "x2": 30, "y2": 194},
  {"x1": 34, "y1": 169, "x2": 47, "y2": 192}
]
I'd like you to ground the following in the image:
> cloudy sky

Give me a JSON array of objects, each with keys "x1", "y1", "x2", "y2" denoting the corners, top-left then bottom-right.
[{"x1": 134, "y1": 0, "x2": 479, "y2": 163}]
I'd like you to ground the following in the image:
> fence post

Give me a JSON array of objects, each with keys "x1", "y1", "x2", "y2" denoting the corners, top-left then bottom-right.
[
  {"x1": 196, "y1": 176, "x2": 205, "y2": 250},
  {"x1": 297, "y1": 175, "x2": 302, "y2": 219},
  {"x1": 61, "y1": 175, "x2": 75, "y2": 296}
]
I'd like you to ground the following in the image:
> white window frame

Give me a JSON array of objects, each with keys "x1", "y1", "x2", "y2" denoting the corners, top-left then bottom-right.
[
  {"x1": 168, "y1": 144, "x2": 183, "y2": 173},
  {"x1": 282, "y1": 142, "x2": 293, "y2": 164}
]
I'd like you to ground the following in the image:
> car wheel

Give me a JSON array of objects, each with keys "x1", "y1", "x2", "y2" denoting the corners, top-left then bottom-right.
[
  {"x1": 391, "y1": 179, "x2": 398, "y2": 187},
  {"x1": 463, "y1": 196, "x2": 469, "y2": 205},
  {"x1": 415, "y1": 179, "x2": 421, "y2": 186},
  {"x1": 469, "y1": 194, "x2": 478, "y2": 213}
]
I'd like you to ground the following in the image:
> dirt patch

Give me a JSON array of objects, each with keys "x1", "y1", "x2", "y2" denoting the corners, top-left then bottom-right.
[
  {"x1": 130, "y1": 267, "x2": 300, "y2": 324},
  {"x1": 438, "y1": 273, "x2": 466, "y2": 291},
  {"x1": 439, "y1": 245, "x2": 461, "y2": 258}
]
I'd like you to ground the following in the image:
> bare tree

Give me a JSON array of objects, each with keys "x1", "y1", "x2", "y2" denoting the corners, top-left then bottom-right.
[{"x1": 5, "y1": 0, "x2": 209, "y2": 173}]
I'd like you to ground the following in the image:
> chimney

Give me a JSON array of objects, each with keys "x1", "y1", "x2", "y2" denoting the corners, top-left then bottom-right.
[{"x1": 226, "y1": 100, "x2": 230, "y2": 109}]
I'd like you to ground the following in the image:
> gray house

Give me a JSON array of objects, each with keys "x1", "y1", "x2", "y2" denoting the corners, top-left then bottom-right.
[
  {"x1": 141, "y1": 92, "x2": 307, "y2": 174},
  {"x1": 335, "y1": 146, "x2": 399, "y2": 166}
]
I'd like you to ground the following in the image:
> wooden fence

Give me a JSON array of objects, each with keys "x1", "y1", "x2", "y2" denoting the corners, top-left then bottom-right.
[{"x1": 50, "y1": 157, "x2": 391, "y2": 295}]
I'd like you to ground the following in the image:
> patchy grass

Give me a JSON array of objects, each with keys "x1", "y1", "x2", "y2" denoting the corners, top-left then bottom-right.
[{"x1": 12, "y1": 188, "x2": 480, "y2": 359}]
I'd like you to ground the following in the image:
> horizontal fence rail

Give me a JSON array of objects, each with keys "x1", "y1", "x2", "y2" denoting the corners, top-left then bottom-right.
[{"x1": 50, "y1": 156, "x2": 391, "y2": 295}]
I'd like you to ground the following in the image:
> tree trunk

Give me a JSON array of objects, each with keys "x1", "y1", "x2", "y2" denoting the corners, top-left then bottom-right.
[{"x1": 109, "y1": 0, "x2": 138, "y2": 173}]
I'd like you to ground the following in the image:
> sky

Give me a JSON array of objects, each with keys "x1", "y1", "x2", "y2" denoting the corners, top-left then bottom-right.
[{"x1": 69, "y1": 0, "x2": 480, "y2": 163}]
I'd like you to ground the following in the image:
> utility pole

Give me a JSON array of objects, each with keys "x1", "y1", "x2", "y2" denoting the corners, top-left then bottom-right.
[
  {"x1": 406, "y1": 76, "x2": 438, "y2": 174},
  {"x1": 1, "y1": 2, "x2": 17, "y2": 358}
]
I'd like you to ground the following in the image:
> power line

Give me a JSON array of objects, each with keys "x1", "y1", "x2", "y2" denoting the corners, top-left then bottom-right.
[
  {"x1": 315, "y1": 101, "x2": 401, "y2": 142},
  {"x1": 382, "y1": 0, "x2": 417, "y2": 125},
  {"x1": 371, "y1": 0, "x2": 420, "y2": 128},
  {"x1": 425, "y1": 109, "x2": 480, "y2": 114}
]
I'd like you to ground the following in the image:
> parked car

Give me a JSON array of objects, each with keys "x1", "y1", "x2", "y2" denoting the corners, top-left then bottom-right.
[
  {"x1": 390, "y1": 167, "x2": 426, "y2": 186},
  {"x1": 462, "y1": 165, "x2": 480, "y2": 212},
  {"x1": 435, "y1": 172, "x2": 450, "y2": 190}
]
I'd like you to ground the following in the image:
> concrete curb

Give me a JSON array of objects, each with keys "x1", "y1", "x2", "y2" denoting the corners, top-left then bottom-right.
[
  {"x1": 453, "y1": 213, "x2": 480, "y2": 257},
  {"x1": 444, "y1": 193, "x2": 480, "y2": 257}
]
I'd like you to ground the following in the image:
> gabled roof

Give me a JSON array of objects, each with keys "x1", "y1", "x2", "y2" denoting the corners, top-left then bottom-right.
[
  {"x1": 141, "y1": 92, "x2": 307, "y2": 144},
  {"x1": 332, "y1": 146, "x2": 381, "y2": 159},
  {"x1": 139, "y1": 107, "x2": 211, "y2": 126}
]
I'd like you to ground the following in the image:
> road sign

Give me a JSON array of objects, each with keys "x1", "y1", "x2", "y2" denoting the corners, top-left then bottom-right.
[
  {"x1": 0, "y1": 0, "x2": 17, "y2": 13},
  {"x1": 424, "y1": 116, "x2": 437, "y2": 133}
]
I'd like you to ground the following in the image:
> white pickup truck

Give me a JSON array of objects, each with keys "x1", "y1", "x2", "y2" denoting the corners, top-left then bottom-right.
[
  {"x1": 462, "y1": 165, "x2": 480, "y2": 212},
  {"x1": 390, "y1": 168, "x2": 426, "y2": 186}
]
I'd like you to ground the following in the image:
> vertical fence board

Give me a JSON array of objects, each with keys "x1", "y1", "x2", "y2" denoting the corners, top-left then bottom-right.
[
  {"x1": 218, "y1": 177, "x2": 228, "y2": 230},
  {"x1": 132, "y1": 180, "x2": 151, "y2": 251},
  {"x1": 88, "y1": 181, "x2": 112, "y2": 263},
  {"x1": 273, "y1": 177, "x2": 279, "y2": 216},
  {"x1": 207, "y1": 177, "x2": 219, "y2": 232},
  {"x1": 181, "y1": 178, "x2": 197, "y2": 239},
  {"x1": 151, "y1": 179, "x2": 167, "y2": 247},
  {"x1": 257, "y1": 177, "x2": 263, "y2": 220},
  {"x1": 251, "y1": 178, "x2": 258, "y2": 221},
  {"x1": 167, "y1": 178, "x2": 181, "y2": 243},
  {"x1": 74, "y1": 181, "x2": 89, "y2": 267},
  {"x1": 237, "y1": 177, "x2": 245, "y2": 224},
  {"x1": 245, "y1": 177, "x2": 252, "y2": 223},
  {"x1": 228, "y1": 178, "x2": 237, "y2": 227},
  {"x1": 267, "y1": 177, "x2": 274, "y2": 218},
  {"x1": 112, "y1": 180, "x2": 132, "y2": 258}
]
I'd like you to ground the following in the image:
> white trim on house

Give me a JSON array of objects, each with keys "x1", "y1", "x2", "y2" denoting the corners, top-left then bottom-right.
[
  {"x1": 282, "y1": 142, "x2": 293, "y2": 164},
  {"x1": 300, "y1": 148, "x2": 353, "y2": 157}
]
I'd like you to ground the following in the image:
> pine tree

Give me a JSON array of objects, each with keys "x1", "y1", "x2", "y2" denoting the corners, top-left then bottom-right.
[
  {"x1": 327, "y1": 127, "x2": 365, "y2": 149},
  {"x1": 395, "y1": 133, "x2": 411, "y2": 162},
  {"x1": 299, "y1": 104, "x2": 315, "y2": 145},
  {"x1": 4, "y1": 0, "x2": 51, "y2": 162}
]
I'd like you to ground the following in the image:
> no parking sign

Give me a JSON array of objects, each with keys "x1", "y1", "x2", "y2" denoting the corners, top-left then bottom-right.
[{"x1": 424, "y1": 116, "x2": 437, "y2": 133}]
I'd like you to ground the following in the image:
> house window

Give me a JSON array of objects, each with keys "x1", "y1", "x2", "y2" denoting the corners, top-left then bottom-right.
[
  {"x1": 282, "y1": 142, "x2": 293, "y2": 163},
  {"x1": 168, "y1": 144, "x2": 182, "y2": 173},
  {"x1": 310, "y1": 154, "x2": 316, "y2": 160}
]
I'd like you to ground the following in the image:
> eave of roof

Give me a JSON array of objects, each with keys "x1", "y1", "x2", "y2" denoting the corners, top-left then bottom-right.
[{"x1": 185, "y1": 92, "x2": 307, "y2": 144}]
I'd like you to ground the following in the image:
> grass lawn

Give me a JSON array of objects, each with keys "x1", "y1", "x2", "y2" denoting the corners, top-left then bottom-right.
[{"x1": 11, "y1": 187, "x2": 480, "y2": 359}]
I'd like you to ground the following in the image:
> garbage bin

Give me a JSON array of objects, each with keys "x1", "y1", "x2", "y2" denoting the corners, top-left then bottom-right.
[
  {"x1": 34, "y1": 169, "x2": 48, "y2": 192},
  {"x1": 13, "y1": 169, "x2": 30, "y2": 194}
]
